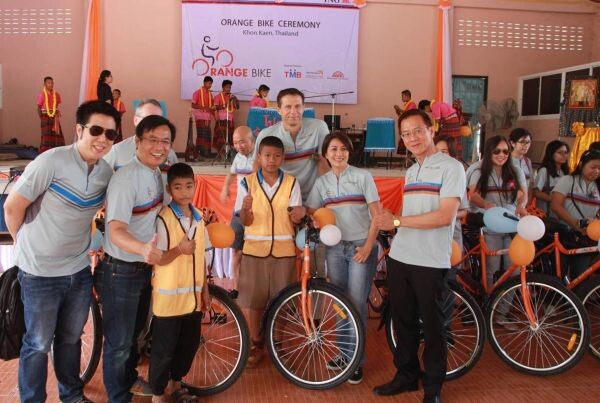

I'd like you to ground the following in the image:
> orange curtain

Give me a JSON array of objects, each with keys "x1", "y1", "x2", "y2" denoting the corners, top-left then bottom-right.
[
  {"x1": 192, "y1": 175, "x2": 405, "y2": 223},
  {"x1": 79, "y1": 0, "x2": 102, "y2": 102}
]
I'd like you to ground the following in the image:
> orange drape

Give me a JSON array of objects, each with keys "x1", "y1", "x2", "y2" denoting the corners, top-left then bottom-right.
[
  {"x1": 193, "y1": 175, "x2": 405, "y2": 223},
  {"x1": 84, "y1": 0, "x2": 102, "y2": 101}
]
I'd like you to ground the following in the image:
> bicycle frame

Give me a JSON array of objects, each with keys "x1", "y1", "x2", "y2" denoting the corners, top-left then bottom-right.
[
  {"x1": 532, "y1": 232, "x2": 600, "y2": 290},
  {"x1": 456, "y1": 230, "x2": 538, "y2": 328}
]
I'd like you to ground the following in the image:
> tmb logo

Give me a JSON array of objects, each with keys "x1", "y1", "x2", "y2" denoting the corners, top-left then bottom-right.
[{"x1": 284, "y1": 68, "x2": 302, "y2": 79}]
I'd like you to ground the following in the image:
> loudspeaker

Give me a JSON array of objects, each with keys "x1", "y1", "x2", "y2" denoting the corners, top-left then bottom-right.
[{"x1": 324, "y1": 115, "x2": 341, "y2": 131}]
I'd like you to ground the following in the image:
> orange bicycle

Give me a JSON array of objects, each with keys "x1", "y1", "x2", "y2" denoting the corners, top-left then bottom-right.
[
  {"x1": 529, "y1": 232, "x2": 600, "y2": 361},
  {"x1": 454, "y1": 228, "x2": 591, "y2": 375}
]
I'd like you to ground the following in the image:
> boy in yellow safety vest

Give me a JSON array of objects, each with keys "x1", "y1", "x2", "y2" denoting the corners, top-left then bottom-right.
[{"x1": 149, "y1": 162, "x2": 211, "y2": 403}]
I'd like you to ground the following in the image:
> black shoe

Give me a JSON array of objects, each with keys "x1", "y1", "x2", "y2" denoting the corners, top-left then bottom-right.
[
  {"x1": 326, "y1": 355, "x2": 348, "y2": 371},
  {"x1": 373, "y1": 379, "x2": 419, "y2": 396},
  {"x1": 423, "y1": 393, "x2": 441, "y2": 403},
  {"x1": 347, "y1": 367, "x2": 363, "y2": 385}
]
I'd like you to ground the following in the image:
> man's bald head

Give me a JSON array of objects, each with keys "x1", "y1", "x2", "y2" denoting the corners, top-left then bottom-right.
[
  {"x1": 133, "y1": 99, "x2": 163, "y2": 127},
  {"x1": 232, "y1": 125, "x2": 254, "y2": 156}
]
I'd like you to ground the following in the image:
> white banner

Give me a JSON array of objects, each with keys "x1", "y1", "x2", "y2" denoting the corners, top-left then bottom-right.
[{"x1": 181, "y1": 3, "x2": 359, "y2": 104}]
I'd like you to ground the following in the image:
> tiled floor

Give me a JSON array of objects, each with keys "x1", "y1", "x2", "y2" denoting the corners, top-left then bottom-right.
[{"x1": 0, "y1": 314, "x2": 598, "y2": 403}]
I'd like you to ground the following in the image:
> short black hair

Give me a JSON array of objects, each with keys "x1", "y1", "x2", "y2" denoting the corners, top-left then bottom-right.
[
  {"x1": 258, "y1": 84, "x2": 270, "y2": 92},
  {"x1": 418, "y1": 99, "x2": 431, "y2": 110},
  {"x1": 401, "y1": 89, "x2": 411, "y2": 97},
  {"x1": 43, "y1": 76, "x2": 53, "y2": 83},
  {"x1": 167, "y1": 163, "x2": 195, "y2": 185},
  {"x1": 76, "y1": 100, "x2": 121, "y2": 127},
  {"x1": 135, "y1": 115, "x2": 176, "y2": 142},
  {"x1": 113, "y1": 88, "x2": 121, "y2": 95},
  {"x1": 398, "y1": 108, "x2": 433, "y2": 128},
  {"x1": 258, "y1": 136, "x2": 284, "y2": 153},
  {"x1": 222, "y1": 79, "x2": 233, "y2": 87},
  {"x1": 99, "y1": 70, "x2": 111, "y2": 83},
  {"x1": 509, "y1": 128, "x2": 532, "y2": 143},
  {"x1": 322, "y1": 131, "x2": 353, "y2": 159},
  {"x1": 590, "y1": 142, "x2": 600, "y2": 151},
  {"x1": 203, "y1": 76, "x2": 213, "y2": 83},
  {"x1": 277, "y1": 88, "x2": 305, "y2": 106}
]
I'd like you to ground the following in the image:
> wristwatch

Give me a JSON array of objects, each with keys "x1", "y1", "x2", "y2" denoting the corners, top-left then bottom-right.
[{"x1": 393, "y1": 216, "x2": 401, "y2": 228}]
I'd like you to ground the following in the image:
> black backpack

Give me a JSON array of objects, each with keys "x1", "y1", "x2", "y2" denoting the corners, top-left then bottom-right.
[{"x1": 0, "y1": 266, "x2": 25, "y2": 360}]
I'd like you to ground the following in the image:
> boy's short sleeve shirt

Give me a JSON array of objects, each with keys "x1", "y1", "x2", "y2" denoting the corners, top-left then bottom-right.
[
  {"x1": 13, "y1": 144, "x2": 112, "y2": 276},
  {"x1": 253, "y1": 118, "x2": 329, "y2": 200},
  {"x1": 389, "y1": 152, "x2": 465, "y2": 269},
  {"x1": 103, "y1": 157, "x2": 164, "y2": 262}
]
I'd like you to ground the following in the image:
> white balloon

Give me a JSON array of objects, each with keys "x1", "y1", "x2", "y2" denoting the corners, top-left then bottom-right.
[
  {"x1": 319, "y1": 225, "x2": 342, "y2": 246},
  {"x1": 517, "y1": 215, "x2": 546, "y2": 241}
]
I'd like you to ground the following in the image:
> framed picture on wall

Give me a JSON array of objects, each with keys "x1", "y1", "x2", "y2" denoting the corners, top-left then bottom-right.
[{"x1": 567, "y1": 78, "x2": 597, "y2": 109}]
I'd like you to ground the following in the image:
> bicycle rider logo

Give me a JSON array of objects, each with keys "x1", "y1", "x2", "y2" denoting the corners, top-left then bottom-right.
[{"x1": 191, "y1": 35, "x2": 238, "y2": 76}]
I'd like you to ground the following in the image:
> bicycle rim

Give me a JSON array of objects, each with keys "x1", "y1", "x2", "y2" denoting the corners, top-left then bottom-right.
[
  {"x1": 183, "y1": 285, "x2": 249, "y2": 396},
  {"x1": 266, "y1": 283, "x2": 364, "y2": 389},
  {"x1": 385, "y1": 283, "x2": 485, "y2": 380},
  {"x1": 487, "y1": 274, "x2": 590, "y2": 375},
  {"x1": 575, "y1": 276, "x2": 600, "y2": 361},
  {"x1": 80, "y1": 299, "x2": 102, "y2": 384}
]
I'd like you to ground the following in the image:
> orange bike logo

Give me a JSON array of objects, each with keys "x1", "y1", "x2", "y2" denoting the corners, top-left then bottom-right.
[{"x1": 191, "y1": 35, "x2": 235, "y2": 76}]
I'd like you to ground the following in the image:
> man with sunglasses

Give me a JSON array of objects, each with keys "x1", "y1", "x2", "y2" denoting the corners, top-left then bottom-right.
[
  {"x1": 94, "y1": 115, "x2": 176, "y2": 403},
  {"x1": 373, "y1": 109, "x2": 465, "y2": 403},
  {"x1": 4, "y1": 100, "x2": 120, "y2": 403},
  {"x1": 104, "y1": 98, "x2": 178, "y2": 171}
]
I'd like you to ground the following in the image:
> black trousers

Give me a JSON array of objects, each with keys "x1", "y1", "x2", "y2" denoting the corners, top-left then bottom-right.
[
  {"x1": 387, "y1": 258, "x2": 449, "y2": 395},
  {"x1": 148, "y1": 312, "x2": 203, "y2": 395}
]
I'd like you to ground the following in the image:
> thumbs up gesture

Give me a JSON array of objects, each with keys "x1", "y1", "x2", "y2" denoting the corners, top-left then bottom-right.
[
  {"x1": 242, "y1": 187, "x2": 253, "y2": 213},
  {"x1": 142, "y1": 233, "x2": 163, "y2": 265}
]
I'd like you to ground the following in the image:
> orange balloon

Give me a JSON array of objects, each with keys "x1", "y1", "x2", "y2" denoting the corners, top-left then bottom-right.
[
  {"x1": 586, "y1": 220, "x2": 600, "y2": 241},
  {"x1": 206, "y1": 222, "x2": 235, "y2": 248},
  {"x1": 313, "y1": 208, "x2": 336, "y2": 227},
  {"x1": 450, "y1": 240, "x2": 462, "y2": 266},
  {"x1": 508, "y1": 235, "x2": 535, "y2": 266}
]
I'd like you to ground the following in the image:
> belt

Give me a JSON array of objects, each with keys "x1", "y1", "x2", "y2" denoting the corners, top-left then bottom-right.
[{"x1": 103, "y1": 254, "x2": 152, "y2": 269}]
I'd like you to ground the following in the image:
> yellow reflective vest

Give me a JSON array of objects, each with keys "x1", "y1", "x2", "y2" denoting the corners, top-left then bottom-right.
[
  {"x1": 242, "y1": 171, "x2": 297, "y2": 258},
  {"x1": 152, "y1": 205, "x2": 205, "y2": 317}
]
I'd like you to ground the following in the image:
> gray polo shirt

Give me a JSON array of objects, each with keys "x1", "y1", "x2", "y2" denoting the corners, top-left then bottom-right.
[
  {"x1": 104, "y1": 136, "x2": 178, "y2": 170},
  {"x1": 13, "y1": 144, "x2": 113, "y2": 276},
  {"x1": 389, "y1": 152, "x2": 465, "y2": 269},
  {"x1": 103, "y1": 157, "x2": 164, "y2": 262},
  {"x1": 552, "y1": 174, "x2": 600, "y2": 224},
  {"x1": 534, "y1": 167, "x2": 565, "y2": 214},
  {"x1": 306, "y1": 165, "x2": 379, "y2": 241},
  {"x1": 512, "y1": 156, "x2": 533, "y2": 189},
  {"x1": 230, "y1": 152, "x2": 254, "y2": 212},
  {"x1": 253, "y1": 118, "x2": 329, "y2": 200},
  {"x1": 467, "y1": 160, "x2": 527, "y2": 214}
]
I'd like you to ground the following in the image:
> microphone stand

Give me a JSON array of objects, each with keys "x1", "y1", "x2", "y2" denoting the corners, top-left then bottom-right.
[{"x1": 304, "y1": 90, "x2": 354, "y2": 130}]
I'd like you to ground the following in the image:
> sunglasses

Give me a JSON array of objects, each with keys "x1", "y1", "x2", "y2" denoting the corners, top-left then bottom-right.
[
  {"x1": 82, "y1": 124, "x2": 118, "y2": 141},
  {"x1": 492, "y1": 149, "x2": 510, "y2": 156}
]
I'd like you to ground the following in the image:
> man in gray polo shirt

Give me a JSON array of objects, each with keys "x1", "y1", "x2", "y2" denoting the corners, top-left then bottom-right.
[
  {"x1": 252, "y1": 87, "x2": 329, "y2": 201},
  {"x1": 94, "y1": 115, "x2": 175, "y2": 402},
  {"x1": 373, "y1": 109, "x2": 465, "y2": 403},
  {"x1": 103, "y1": 98, "x2": 178, "y2": 171},
  {"x1": 4, "y1": 100, "x2": 120, "y2": 403}
]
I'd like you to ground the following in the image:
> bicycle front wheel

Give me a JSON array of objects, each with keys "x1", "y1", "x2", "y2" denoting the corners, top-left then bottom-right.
[
  {"x1": 385, "y1": 281, "x2": 485, "y2": 380},
  {"x1": 80, "y1": 298, "x2": 102, "y2": 384},
  {"x1": 487, "y1": 273, "x2": 590, "y2": 375},
  {"x1": 265, "y1": 281, "x2": 364, "y2": 390},
  {"x1": 183, "y1": 284, "x2": 250, "y2": 396},
  {"x1": 575, "y1": 276, "x2": 600, "y2": 361}
]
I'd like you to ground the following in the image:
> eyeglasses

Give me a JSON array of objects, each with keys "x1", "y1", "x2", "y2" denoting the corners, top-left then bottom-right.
[
  {"x1": 82, "y1": 125, "x2": 118, "y2": 141},
  {"x1": 142, "y1": 137, "x2": 171, "y2": 146},
  {"x1": 517, "y1": 140, "x2": 532, "y2": 145},
  {"x1": 492, "y1": 149, "x2": 510, "y2": 155},
  {"x1": 400, "y1": 126, "x2": 429, "y2": 140}
]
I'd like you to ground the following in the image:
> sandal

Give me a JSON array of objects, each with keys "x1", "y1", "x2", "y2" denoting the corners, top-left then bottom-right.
[
  {"x1": 246, "y1": 339, "x2": 264, "y2": 368},
  {"x1": 171, "y1": 387, "x2": 198, "y2": 402}
]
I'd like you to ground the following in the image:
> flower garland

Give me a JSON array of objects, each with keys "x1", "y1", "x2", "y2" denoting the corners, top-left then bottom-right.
[{"x1": 43, "y1": 88, "x2": 57, "y2": 117}]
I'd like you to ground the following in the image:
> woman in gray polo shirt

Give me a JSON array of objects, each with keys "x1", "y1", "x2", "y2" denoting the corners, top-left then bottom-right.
[
  {"x1": 468, "y1": 135, "x2": 528, "y2": 290},
  {"x1": 551, "y1": 149, "x2": 600, "y2": 277},
  {"x1": 510, "y1": 128, "x2": 534, "y2": 204},
  {"x1": 533, "y1": 140, "x2": 570, "y2": 215},
  {"x1": 306, "y1": 132, "x2": 380, "y2": 385}
]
